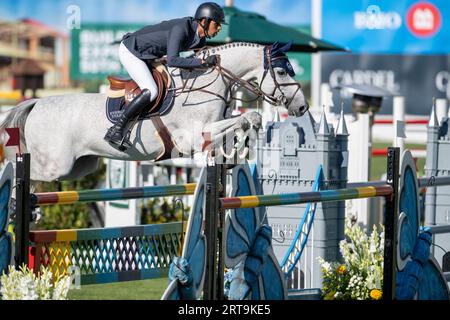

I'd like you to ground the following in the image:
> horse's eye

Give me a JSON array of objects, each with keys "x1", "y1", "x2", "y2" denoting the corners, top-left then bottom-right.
[{"x1": 277, "y1": 69, "x2": 287, "y2": 76}]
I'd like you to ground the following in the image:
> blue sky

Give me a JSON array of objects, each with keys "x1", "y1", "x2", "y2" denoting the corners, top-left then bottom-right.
[{"x1": 0, "y1": 0, "x2": 311, "y2": 33}]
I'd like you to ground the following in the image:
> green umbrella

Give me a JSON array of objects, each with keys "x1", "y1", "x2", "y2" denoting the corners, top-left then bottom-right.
[{"x1": 207, "y1": 6, "x2": 346, "y2": 52}]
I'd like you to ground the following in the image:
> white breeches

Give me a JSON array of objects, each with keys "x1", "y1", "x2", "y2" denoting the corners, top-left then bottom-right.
[{"x1": 118, "y1": 42, "x2": 158, "y2": 102}]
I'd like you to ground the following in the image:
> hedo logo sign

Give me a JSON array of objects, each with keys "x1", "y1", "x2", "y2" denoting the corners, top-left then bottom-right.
[{"x1": 406, "y1": 2, "x2": 441, "y2": 37}]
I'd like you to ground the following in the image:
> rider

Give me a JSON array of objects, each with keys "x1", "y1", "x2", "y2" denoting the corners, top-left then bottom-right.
[{"x1": 104, "y1": 2, "x2": 226, "y2": 150}]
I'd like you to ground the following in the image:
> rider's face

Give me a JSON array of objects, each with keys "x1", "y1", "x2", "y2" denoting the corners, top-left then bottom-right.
[{"x1": 208, "y1": 20, "x2": 222, "y2": 37}]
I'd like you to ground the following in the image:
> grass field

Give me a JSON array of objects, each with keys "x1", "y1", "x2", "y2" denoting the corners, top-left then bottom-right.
[
  {"x1": 68, "y1": 142, "x2": 426, "y2": 300},
  {"x1": 68, "y1": 278, "x2": 168, "y2": 300}
]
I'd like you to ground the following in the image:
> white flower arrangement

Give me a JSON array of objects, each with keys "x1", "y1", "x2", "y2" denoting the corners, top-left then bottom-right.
[
  {"x1": 0, "y1": 265, "x2": 71, "y2": 300},
  {"x1": 318, "y1": 218, "x2": 384, "y2": 300}
]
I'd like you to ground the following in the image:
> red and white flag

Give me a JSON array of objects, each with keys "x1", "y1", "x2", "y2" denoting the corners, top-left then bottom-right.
[{"x1": 4, "y1": 127, "x2": 21, "y2": 154}]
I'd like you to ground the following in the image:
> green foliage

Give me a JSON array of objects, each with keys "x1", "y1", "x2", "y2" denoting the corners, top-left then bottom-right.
[
  {"x1": 33, "y1": 161, "x2": 106, "y2": 230},
  {"x1": 318, "y1": 218, "x2": 384, "y2": 300},
  {"x1": 82, "y1": 79, "x2": 107, "y2": 93},
  {"x1": 37, "y1": 202, "x2": 91, "y2": 230},
  {"x1": 140, "y1": 197, "x2": 190, "y2": 224}
]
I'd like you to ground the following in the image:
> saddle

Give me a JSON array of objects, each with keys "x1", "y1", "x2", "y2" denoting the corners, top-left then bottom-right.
[
  {"x1": 105, "y1": 61, "x2": 181, "y2": 161},
  {"x1": 106, "y1": 61, "x2": 172, "y2": 116}
]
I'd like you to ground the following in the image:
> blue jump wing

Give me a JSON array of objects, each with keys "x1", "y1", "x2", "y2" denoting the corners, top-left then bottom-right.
[
  {"x1": 0, "y1": 162, "x2": 14, "y2": 275},
  {"x1": 0, "y1": 233, "x2": 12, "y2": 275},
  {"x1": 417, "y1": 255, "x2": 450, "y2": 299},
  {"x1": 397, "y1": 155, "x2": 420, "y2": 271},
  {"x1": 225, "y1": 164, "x2": 262, "y2": 268},
  {"x1": 396, "y1": 151, "x2": 450, "y2": 300},
  {"x1": 161, "y1": 168, "x2": 207, "y2": 300},
  {"x1": 259, "y1": 250, "x2": 287, "y2": 300},
  {"x1": 225, "y1": 162, "x2": 287, "y2": 300}
]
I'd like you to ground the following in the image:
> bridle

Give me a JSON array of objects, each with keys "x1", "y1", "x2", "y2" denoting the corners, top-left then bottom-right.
[
  {"x1": 260, "y1": 46, "x2": 303, "y2": 108},
  {"x1": 168, "y1": 45, "x2": 303, "y2": 109}
]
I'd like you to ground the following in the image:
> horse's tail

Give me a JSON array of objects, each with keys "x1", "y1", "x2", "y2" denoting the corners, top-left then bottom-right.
[{"x1": 0, "y1": 98, "x2": 38, "y2": 152}]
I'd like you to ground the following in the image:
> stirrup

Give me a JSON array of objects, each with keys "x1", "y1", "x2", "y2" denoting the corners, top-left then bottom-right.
[
  {"x1": 119, "y1": 130, "x2": 133, "y2": 149},
  {"x1": 107, "y1": 129, "x2": 132, "y2": 151},
  {"x1": 104, "y1": 129, "x2": 128, "y2": 150}
]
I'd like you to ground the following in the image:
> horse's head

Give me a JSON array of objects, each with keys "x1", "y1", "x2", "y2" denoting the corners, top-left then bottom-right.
[{"x1": 258, "y1": 41, "x2": 309, "y2": 117}]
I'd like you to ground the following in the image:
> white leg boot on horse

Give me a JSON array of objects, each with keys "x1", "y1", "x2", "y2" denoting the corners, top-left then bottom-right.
[{"x1": 202, "y1": 111, "x2": 261, "y2": 168}]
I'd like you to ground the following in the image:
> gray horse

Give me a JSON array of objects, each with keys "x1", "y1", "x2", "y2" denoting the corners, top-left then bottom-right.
[{"x1": 1, "y1": 42, "x2": 308, "y2": 182}]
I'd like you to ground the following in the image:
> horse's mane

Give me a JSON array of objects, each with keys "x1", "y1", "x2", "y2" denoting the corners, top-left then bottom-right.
[{"x1": 196, "y1": 42, "x2": 264, "y2": 56}]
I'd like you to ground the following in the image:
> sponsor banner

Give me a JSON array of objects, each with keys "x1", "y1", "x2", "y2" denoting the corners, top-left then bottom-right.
[
  {"x1": 71, "y1": 24, "x2": 143, "y2": 80},
  {"x1": 322, "y1": 0, "x2": 450, "y2": 54},
  {"x1": 321, "y1": 53, "x2": 450, "y2": 115}
]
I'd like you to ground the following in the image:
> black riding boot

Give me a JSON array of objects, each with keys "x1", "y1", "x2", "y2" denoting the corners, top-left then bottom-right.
[{"x1": 104, "y1": 89, "x2": 152, "y2": 150}]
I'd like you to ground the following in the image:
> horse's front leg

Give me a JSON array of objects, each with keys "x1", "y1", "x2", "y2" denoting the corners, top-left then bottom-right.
[
  {"x1": 203, "y1": 111, "x2": 262, "y2": 163},
  {"x1": 203, "y1": 111, "x2": 262, "y2": 142}
]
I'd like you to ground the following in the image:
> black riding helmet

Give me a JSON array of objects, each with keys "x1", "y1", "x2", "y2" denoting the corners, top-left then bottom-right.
[
  {"x1": 195, "y1": 2, "x2": 227, "y2": 39},
  {"x1": 195, "y1": 2, "x2": 227, "y2": 25}
]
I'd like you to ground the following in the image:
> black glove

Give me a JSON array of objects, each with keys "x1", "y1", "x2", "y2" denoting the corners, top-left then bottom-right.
[{"x1": 202, "y1": 55, "x2": 219, "y2": 67}]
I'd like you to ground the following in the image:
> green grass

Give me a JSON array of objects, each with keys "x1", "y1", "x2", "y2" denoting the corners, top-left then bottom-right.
[
  {"x1": 68, "y1": 277, "x2": 169, "y2": 300},
  {"x1": 370, "y1": 142, "x2": 426, "y2": 181}
]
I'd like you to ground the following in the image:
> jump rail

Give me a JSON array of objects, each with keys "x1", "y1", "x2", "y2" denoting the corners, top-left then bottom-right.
[
  {"x1": 374, "y1": 119, "x2": 428, "y2": 125},
  {"x1": 32, "y1": 183, "x2": 196, "y2": 206},
  {"x1": 220, "y1": 185, "x2": 393, "y2": 209}
]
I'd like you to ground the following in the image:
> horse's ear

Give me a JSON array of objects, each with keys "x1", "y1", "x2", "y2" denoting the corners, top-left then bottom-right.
[
  {"x1": 279, "y1": 40, "x2": 293, "y2": 53},
  {"x1": 271, "y1": 41, "x2": 280, "y2": 51}
]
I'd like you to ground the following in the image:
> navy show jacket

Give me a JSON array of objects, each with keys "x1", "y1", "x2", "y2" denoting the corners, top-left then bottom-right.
[{"x1": 121, "y1": 16, "x2": 206, "y2": 68}]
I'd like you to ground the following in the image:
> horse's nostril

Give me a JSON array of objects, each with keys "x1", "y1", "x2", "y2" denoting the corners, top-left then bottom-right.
[{"x1": 298, "y1": 104, "x2": 309, "y2": 116}]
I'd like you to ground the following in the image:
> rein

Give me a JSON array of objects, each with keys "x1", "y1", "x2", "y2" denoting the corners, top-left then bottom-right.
[{"x1": 166, "y1": 46, "x2": 302, "y2": 107}]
